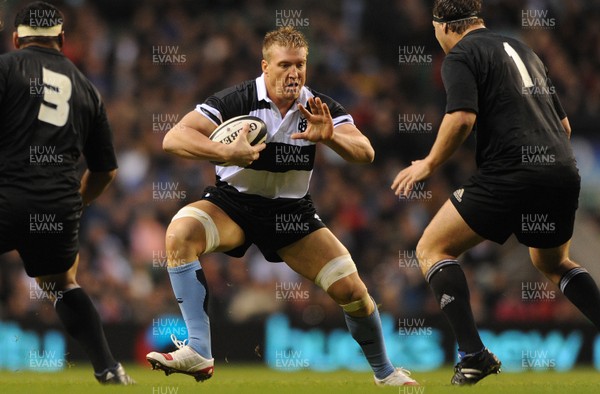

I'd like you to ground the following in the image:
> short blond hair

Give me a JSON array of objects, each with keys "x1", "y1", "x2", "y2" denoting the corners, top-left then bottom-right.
[{"x1": 262, "y1": 26, "x2": 309, "y2": 61}]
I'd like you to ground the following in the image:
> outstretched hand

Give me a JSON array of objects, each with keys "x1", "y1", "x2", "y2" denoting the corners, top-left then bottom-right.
[
  {"x1": 391, "y1": 159, "x2": 434, "y2": 197},
  {"x1": 291, "y1": 97, "x2": 334, "y2": 142}
]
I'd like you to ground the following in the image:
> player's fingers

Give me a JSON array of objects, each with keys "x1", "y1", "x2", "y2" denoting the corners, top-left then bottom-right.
[
  {"x1": 393, "y1": 171, "x2": 414, "y2": 196},
  {"x1": 233, "y1": 124, "x2": 250, "y2": 143},
  {"x1": 391, "y1": 172, "x2": 404, "y2": 191},
  {"x1": 297, "y1": 104, "x2": 312, "y2": 119},
  {"x1": 239, "y1": 123, "x2": 250, "y2": 135},
  {"x1": 321, "y1": 102, "x2": 331, "y2": 118},
  {"x1": 308, "y1": 97, "x2": 320, "y2": 114},
  {"x1": 290, "y1": 132, "x2": 307, "y2": 140},
  {"x1": 253, "y1": 142, "x2": 267, "y2": 152}
]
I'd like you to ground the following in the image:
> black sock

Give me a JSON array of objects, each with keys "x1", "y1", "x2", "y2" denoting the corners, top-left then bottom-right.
[
  {"x1": 560, "y1": 267, "x2": 600, "y2": 329},
  {"x1": 426, "y1": 259, "x2": 484, "y2": 354},
  {"x1": 54, "y1": 287, "x2": 117, "y2": 373}
]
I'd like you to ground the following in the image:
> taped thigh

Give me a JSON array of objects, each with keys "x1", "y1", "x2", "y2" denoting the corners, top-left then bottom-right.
[
  {"x1": 171, "y1": 207, "x2": 220, "y2": 253},
  {"x1": 314, "y1": 254, "x2": 357, "y2": 291}
]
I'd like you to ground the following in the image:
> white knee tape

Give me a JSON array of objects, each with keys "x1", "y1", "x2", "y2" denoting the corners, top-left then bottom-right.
[
  {"x1": 314, "y1": 254, "x2": 357, "y2": 291},
  {"x1": 171, "y1": 207, "x2": 220, "y2": 253}
]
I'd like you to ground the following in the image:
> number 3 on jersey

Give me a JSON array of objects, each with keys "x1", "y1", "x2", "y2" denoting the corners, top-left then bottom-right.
[{"x1": 38, "y1": 67, "x2": 72, "y2": 127}]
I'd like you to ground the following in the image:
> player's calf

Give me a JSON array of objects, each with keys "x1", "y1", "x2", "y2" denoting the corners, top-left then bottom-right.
[{"x1": 313, "y1": 254, "x2": 418, "y2": 385}]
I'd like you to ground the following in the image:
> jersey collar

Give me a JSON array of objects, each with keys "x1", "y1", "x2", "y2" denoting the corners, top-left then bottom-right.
[{"x1": 256, "y1": 73, "x2": 309, "y2": 112}]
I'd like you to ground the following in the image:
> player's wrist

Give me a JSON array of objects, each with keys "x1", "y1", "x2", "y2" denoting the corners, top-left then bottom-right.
[
  {"x1": 212, "y1": 141, "x2": 233, "y2": 162},
  {"x1": 422, "y1": 156, "x2": 439, "y2": 172}
]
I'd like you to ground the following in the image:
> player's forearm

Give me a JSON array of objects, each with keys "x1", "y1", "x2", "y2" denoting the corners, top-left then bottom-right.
[
  {"x1": 163, "y1": 125, "x2": 231, "y2": 162},
  {"x1": 424, "y1": 111, "x2": 475, "y2": 170},
  {"x1": 324, "y1": 130, "x2": 374, "y2": 163},
  {"x1": 80, "y1": 169, "x2": 116, "y2": 206}
]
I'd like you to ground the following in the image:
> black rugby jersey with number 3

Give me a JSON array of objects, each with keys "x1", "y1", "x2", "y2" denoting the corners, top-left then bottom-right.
[
  {"x1": 197, "y1": 74, "x2": 354, "y2": 199},
  {"x1": 442, "y1": 28, "x2": 579, "y2": 185},
  {"x1": 0, "y1": 46, "x2": 117, "y2": 201}
]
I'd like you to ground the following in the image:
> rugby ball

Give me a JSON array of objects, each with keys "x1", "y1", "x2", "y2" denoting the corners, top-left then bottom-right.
[{"x1": 209, "y1": 115, "x2": 267, "y2": 166}]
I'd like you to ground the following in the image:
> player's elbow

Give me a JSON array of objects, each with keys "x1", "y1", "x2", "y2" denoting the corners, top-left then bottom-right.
[
  {"x1": 348, "y1": 136, "x2": 375, "y2": 163},
  {"x1": 106, "y1": 168, "x2": 117, "y2": 181},
  {"x1": 361, "y1": 137, "x2": 375, "y2": 163},
  {"x1": 162, "y1": 131, "x2": 177, "y2": 154},
  {"x1": 89, "y1": 168, "x2": 117, "y2": 187},
  {"x1": 345, "y1": 144, "x2": 374, "y2": 164},
  {"x1": 451, "y1": 111, "x2": 477, "y2": 132},
  {"x1": 362, "y1": 145, "x2": 375, "y2": 163}
]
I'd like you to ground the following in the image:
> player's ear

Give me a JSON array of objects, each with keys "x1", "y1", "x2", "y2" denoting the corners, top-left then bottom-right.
[
  {"x1": 58, "y1": 32, "x2": 65, "y2": 49},
  {"x1": 12, "y1": 32, "x2": 20, "y2": 49},
  {"x1": 261, "y1": 59, "x2": 269, "y2": 74}
]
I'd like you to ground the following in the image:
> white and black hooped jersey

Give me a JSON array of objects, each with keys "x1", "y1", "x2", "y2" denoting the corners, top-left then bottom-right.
[{"x1": 197, "y1": 74, "x2": 354, "y2": 199}]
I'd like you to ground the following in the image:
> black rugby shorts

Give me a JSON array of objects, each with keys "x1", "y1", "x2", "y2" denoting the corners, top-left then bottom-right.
[
  {"x1": 201, "y1": 184, "x2": 325, "y2": 262},
  {"x1": 0, "y1": 191, "x2": 81, "y2": 277},
  {"x1": 450, "y1": 175, "x2": 579, "y2": 248}
]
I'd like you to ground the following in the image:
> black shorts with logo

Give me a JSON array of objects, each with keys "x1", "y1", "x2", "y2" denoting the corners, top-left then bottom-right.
[
  {"x1": 450, "y1": 175, "x2": 580, "y2": 248},
  {"x1": 201, "y1": 184, "x2": 325, "y2": 262},
  {"x1": 0, "y1": 191, "x2": 81, "y2": 277}
]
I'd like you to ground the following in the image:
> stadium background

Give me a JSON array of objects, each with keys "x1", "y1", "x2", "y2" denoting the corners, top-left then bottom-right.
[{"x1": 0, "y1": 0, "x2": 599, "y2": 373}]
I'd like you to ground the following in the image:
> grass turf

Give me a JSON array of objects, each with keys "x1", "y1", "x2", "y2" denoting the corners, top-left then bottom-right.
[{"x1": 0, "y1": 364, "x2": 599, "y2": 394}]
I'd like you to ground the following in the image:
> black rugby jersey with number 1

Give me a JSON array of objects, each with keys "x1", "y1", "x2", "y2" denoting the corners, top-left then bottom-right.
[
  {"x1": 0, "y1": 46, "x2": 117, "y2": 201},
  {"x1": 197, "y1": 74, "x2": 354, "y2": 199},
  {"x1": 442, "y1": 28, "x2": 580, "y2": 185}
]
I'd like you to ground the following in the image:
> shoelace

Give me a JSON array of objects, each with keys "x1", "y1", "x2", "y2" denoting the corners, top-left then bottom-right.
[
  {"x1": 381, "y1": 367, "x2": 413, "y2": 381},
  {"x1": 170, "y1": 333, "x2": 189, "y2": 349},
  {"x1": 397, "y1": 367, "x2": 412, "y2": 376}
]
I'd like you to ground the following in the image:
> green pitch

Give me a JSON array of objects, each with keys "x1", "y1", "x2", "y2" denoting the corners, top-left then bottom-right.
[{"x1": 0, "y1": 365, "x2": 598, "y2": 394}]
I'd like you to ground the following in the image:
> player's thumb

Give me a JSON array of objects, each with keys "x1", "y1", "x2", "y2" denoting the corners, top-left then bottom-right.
[{"x1": 233, "y1": 124, "x2": 251, "y2": 144}]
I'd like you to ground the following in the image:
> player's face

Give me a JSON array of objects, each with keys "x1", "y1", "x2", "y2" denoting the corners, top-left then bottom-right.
[{"x1": 262, "y1": 45, "x2": 307, "y2": 103}]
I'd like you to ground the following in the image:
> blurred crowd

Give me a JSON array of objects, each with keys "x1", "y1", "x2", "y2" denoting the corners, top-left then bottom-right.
[{"x1": 1, "y1": 0, "x2": 599, "y2": 332}]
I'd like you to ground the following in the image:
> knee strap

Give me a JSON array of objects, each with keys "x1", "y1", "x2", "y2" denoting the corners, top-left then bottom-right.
[
  {"x1": 341, "y1": 293, "x2": 373, "y2": 313},
  {"x1": 314, "y1": 254, "x2": 357, "y2": 291},
  {"x1": 171, "y1": 207, "x2": 220, "y2": 253}
]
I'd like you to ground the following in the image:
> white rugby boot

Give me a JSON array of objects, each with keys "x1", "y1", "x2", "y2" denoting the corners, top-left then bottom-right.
[
  {"x1": 146, "y1": 334, "x2": 214, "y2": 382},
  {"x1": 374, "y1": 367, "x2": 419, "y2": 386}
]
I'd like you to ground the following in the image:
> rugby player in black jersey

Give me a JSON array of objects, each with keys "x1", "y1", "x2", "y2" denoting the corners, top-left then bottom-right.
[
  {"x1": 0, "y1": 1, "x2": 133, "y2": 385},
  {"x1": 392, "y1": 0, "x2": 600, "y2": 386},
  {"x1": 146, "y1": 26, "x2": 418, "y2": 386}
]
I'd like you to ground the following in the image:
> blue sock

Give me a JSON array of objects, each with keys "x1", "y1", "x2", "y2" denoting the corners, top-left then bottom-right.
[
  {"x1": 167, "y1": 260, "x2": 212, "y2": 358},
  {"x1": 344, "y1": 301, "x2": 395, "y2": 379}
]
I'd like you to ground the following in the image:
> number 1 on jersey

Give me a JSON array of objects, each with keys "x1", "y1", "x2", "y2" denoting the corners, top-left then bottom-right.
[
  {"x1": 38, "y1": 67, "x2": 72, "y2": 127},
  {"x1": 503, "y1": 42, "x2": 534, "y2": 88}
]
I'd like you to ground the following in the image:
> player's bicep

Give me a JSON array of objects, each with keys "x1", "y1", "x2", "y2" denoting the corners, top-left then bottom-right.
[
  {"x1": 163, "y1": 109, "x2": 219, "y2": 154},
  {"x1": 175, "y1": 110, "x2": 217, "y2": 137}
]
